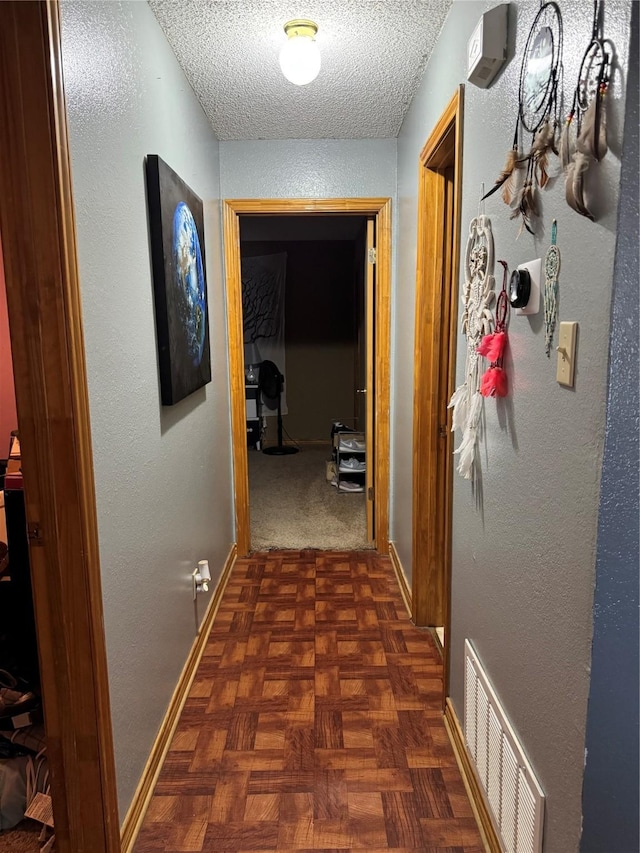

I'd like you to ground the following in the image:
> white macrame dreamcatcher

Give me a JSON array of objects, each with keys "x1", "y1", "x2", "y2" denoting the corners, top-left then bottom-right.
[{"x1": 448, "y1": 214, "x2": 495, "y2": 480}]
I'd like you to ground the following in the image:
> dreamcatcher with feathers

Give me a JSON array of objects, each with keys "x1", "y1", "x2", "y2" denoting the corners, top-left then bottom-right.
[
  {"x1": 448, "y1": 211, "x2": 496, "y2": 481},
  {"x1": 559, "y1": 0, "x2": 612, "y2": 220},
  {"x1": 483, "y1": 2, "x2": 564, "y2": 236}
]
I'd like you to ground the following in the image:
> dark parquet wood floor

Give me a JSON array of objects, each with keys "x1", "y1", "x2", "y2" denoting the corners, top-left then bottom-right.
[{"x1": 134, "y1": 551, "x2": 483, "y2": 853}]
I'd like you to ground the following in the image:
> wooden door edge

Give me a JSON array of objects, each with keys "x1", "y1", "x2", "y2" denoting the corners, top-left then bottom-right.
[
  {"x1": 0, "y1": 2, "x2": 120, "y2": 849},
  {"x1": 411, "y1": 86, "x2": 464, "y2": 627},
  {"x1": 223, "y1": 201, "x2": 251, "y2": 555},
  {"x1": 373, "y1": 199, "x2": 392, "y2": 556},
  {"x1": 443, "y1": 87, "x2": 465, "y2": 702},
  {"x1": 364, "y1": 219, "x2": 375, "y2": 544},
  {"x1": 223, "y1": 198, "x2": 391, "y2": 557}
]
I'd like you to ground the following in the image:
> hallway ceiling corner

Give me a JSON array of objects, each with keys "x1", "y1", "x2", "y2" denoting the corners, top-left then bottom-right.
[{"x1": 148, "y1": 0, "x2": 453, "y2": 140}]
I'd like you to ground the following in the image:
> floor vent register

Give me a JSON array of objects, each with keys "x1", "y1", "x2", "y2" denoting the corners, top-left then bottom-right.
[{"x1": 464, "y1": 640, "x2": 545, "y2": 853}]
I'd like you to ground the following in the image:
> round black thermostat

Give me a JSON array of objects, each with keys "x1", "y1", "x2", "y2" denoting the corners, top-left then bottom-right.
[{"x1": 509, "y1": 268, "x2": 531, "y2": 308}]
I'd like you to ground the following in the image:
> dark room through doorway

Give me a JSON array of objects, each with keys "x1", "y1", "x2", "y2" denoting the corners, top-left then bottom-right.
[{"x1": 239, "y1": 214, "x2": 373, "y2": 551}]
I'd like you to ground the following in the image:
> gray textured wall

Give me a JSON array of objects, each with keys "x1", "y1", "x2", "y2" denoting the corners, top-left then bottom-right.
[
  {"x1": 60, "y1": 1, "x2": 234, "y2": 819},
  {"x1": 219, "y1": 139, "x2": 397, "y2": 199},
  {"x1": 580, "y1": 3, "x2": 639, "y2": 848},
  {"x1": 394, "y1": 2, "x2": 633, "y2": 851}
]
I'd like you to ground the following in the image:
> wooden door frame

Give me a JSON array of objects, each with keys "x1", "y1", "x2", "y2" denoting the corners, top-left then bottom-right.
[
  {"x1": 412, "y1": 88, "x2": 464, "y2": 692},
  {"x1": 223, "y1": 198, "x2": 391, "y2": 556},
  {"x1": 364, "y1": 219, "x2": 375, "y2": 543},
  {"x1": 0, "y1": 3, "x2": 120, "y2": 850}
]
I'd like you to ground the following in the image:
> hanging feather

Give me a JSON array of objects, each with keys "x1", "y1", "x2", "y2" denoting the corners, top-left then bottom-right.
[
  {"x1": 468, "y1": 390, "x2": 483, "y2": 427},
  {"x1": 517, "y1": 119, "x2": 557, "y2": 190},
  {"x1": 453, "y1": 392, "x2": 483, "y2": 480},
  {"x1": 510, "y1": 179, "x2": 537, "y2": 236},
  {"x1": 477, "y1": 330, "x2": 506, "y2": 362},
  {"x1": 572, "y1": 151, "x2": 595, "y2": 219},
  {"x1": 480, "y1": 365, "x2": 508, "y2": 398},
  {"x1": 535, "y1": 121, "x2": 558, "y2": 188},
  {"x1": 565, "y1": 151, "x2": 595, "y2": 220},
  {"x1": 549, "y1": 118, "x2": 560, "y2": 156},
  {"x1": 501, "y1": 148, "x2": 525, "y2": 206},
  {"x1": 559, "y1": 113, "x2": 575, "y2": 173},
  {"x1": 531, "y1": 118, "x2": 555, "y2": 157},
  {"x1": 448, "y1": 383, "x2": 469, "y2": 434},
  {"x1": 536, "y1": 147, "x2": 551, "y2": 189},
  {"x1": 526, "y1": 179, "x2": 539, "y2": 216},
  {"x1": 597, "y1": 81, "x2": 610, "y2": 161},
  {"x1": 482, "y1": 147, "x2": 524, "y2": 205},
  {"x1": 538, "y1": 120, "x2": 558, "y2": 187},
  {"x1": 576, "y1": 91, "x2": 608, "y2": 162},
  {"x1": 596, "y1": 93, "x2": 608, "y2": 162},
  {"x1": 564, "y1": 159, "x2": 582, "y2": 216},
  {"x1": 561, "y1": 0, "x2": 612, "y2": 222},
  {"x1": 454, "y1": 425, "x2": 477, "y2": 480},
  {"x1": 509, "y1": 180, "x2": 526, "y2": 217}
]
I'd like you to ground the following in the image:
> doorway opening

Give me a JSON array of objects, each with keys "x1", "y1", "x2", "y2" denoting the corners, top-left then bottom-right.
[
  {"x1": 411, "y1": 87, "x2": 464, "y2": 701},
  {"x1": 223, "y1": 198, "x2": 391, "y2": 558},
  {"x1": 240, "y1": 214, "x2": 369, "y2": 551},
  {"x1": 0, "y1": 235, "x2": 48, "y2": 846}
]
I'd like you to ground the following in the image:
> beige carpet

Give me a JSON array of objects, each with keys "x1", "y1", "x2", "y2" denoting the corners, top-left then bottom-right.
[{"x1": 248, "y1": 445, "x2": 370, "y2": 550}]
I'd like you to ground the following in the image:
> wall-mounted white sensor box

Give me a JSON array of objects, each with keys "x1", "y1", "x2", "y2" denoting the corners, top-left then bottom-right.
[{"x1": 467, "y1": 4, "x2": 509, "y2": 89}]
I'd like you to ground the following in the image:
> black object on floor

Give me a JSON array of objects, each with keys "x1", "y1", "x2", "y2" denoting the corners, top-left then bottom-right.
[{"x1": 259, "y1": 360, "x2": 298, "y2": 456}]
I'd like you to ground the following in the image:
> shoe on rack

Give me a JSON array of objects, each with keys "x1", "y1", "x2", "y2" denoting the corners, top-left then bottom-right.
[
  {"x1": 338, "y1": 480, "x2": 364, "y2": 493},
  {"x1": 338, "y1": 437, "x2": 366, "y2": 452},
  {"x1": 0, "y1": 669, "x2": 38, "y2": 721},
  {"x1": 331, "y1": 421, "x2": 356, "y2": 438},
  {"x1": 338, "y1": 457, "x2": 366, "y2": 472}
]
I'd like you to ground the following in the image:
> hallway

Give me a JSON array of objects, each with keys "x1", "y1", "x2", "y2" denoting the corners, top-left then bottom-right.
[{"x1": 134, "y1": 551, "x2": 482, "y2": 852}]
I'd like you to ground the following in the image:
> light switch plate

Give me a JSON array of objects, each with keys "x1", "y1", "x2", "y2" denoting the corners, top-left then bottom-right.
[
  {"x1": 515, "y1": 258, "x2": 541, "y2": 315},
  {"x1": 556, "y1": 321, "x2": 578, "y2": 386}
]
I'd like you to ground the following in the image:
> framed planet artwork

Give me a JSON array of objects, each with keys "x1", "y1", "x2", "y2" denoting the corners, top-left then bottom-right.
[{"x1": 146, "y1": 155, "x2": 211, "y2": 405}]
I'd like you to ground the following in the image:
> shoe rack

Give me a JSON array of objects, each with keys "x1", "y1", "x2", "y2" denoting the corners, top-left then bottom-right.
[{"x1": 334, "y1": 431, "x2": 366, "y2": 494}]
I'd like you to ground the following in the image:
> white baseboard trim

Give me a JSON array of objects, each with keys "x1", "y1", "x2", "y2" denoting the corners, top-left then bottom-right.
[
  {"x1": 120, "y1": 543, "x2": 237, "y2": 852},
  {"x1": 389, "y1": 541, "x2": 412, "y2": 617}
]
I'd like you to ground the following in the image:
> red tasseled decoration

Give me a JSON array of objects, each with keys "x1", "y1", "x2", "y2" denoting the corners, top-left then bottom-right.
[
  {"x1": 477, "y1": 330, "x2": 507, "y2": 362},
  {"x1": 480, "y1": 365, "x2": 508, "y2": 398}
]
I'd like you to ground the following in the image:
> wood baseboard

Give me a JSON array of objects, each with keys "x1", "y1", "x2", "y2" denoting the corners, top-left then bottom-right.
[
  {"x1": 443, "y1": 697, "x2": 502, "y2": 853},
  {"x1": 120, "y1": 543, "x2": 237, "y2": 852},
  {"x1": 389, "y1": 541, "x2": 412, "y2": 617}
]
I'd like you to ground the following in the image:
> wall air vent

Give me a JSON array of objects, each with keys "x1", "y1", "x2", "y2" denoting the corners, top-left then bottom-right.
[{"x1": 464, "y1": 640, "x2": 545, "y2": 853}]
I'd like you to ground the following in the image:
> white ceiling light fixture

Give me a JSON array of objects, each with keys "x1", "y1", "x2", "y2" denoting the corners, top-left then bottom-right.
[{"x1": 279, "y1": 19, "x2": 321, "y2": 86}]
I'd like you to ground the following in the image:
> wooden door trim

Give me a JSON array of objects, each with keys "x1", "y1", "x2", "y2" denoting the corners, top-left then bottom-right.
[
  {"x1": 364, "y1": 219, "x2": 375, "y2": 543},
  {"x1": 411, "y1": 88, "x2": 464, "y2": 681},
  {"x1": 0, "y1": 3, "x2": 120, "y2": 850},
  {"x1": 223, "y1": 198, "x2": 391, "y2": 556}
]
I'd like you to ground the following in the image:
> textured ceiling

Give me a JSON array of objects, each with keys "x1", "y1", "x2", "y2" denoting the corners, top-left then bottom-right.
[{"x1": 148, "y1": 1, "x2": 453, "y2": 140}]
